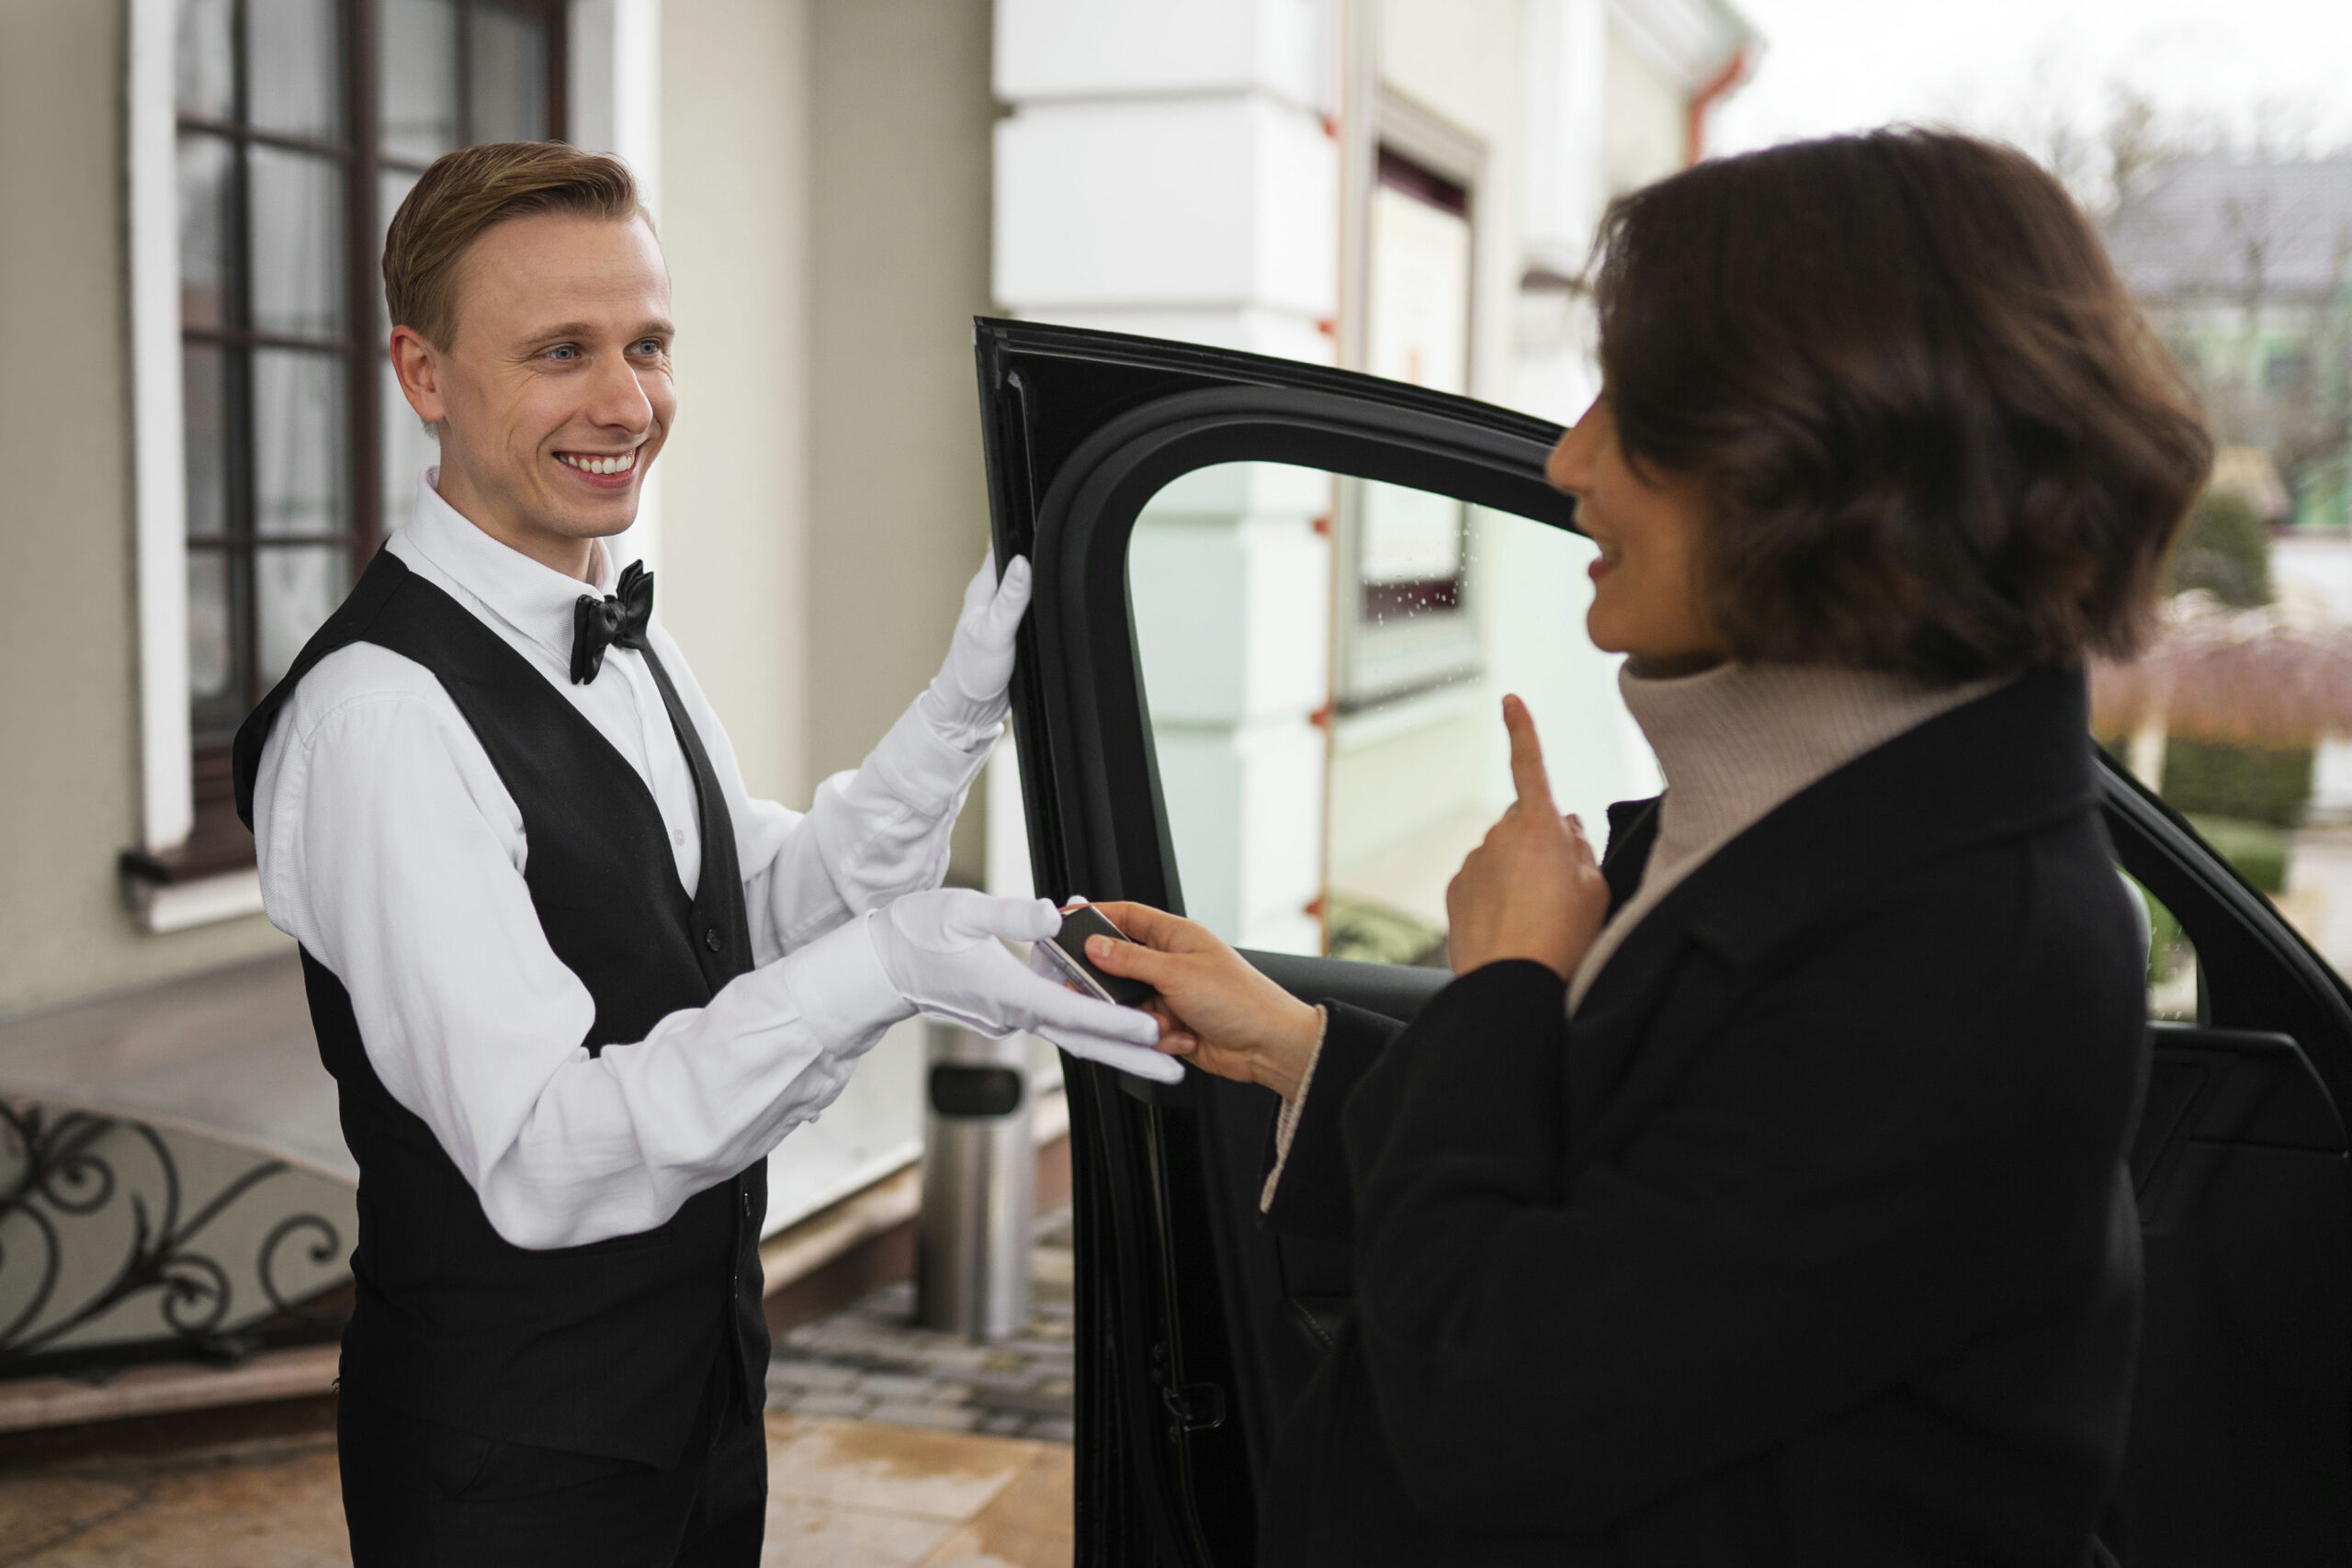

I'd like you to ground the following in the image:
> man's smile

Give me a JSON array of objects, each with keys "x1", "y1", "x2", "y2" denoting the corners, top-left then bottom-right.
[{"x1": 555, "y1": 446, "x2": 642, "y2": 485}]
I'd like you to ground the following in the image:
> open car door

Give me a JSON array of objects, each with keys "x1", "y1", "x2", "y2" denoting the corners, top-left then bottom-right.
[{"x1": 972, "y1": 316, "x2": 2352, "y2": 1566}]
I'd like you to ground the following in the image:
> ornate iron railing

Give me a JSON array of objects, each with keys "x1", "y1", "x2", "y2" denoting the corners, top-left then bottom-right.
[{"x1": 0, "y1": 1100, "x2": 353, "y2": 1374}]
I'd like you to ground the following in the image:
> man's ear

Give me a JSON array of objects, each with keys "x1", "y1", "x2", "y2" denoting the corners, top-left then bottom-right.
[{"x1": 390, "y1": 324, "x2": 448, "y2": 428}]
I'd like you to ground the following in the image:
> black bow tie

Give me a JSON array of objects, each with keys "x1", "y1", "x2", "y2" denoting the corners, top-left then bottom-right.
[{"x1": 571, "y1": 560, "x2": 654, "y2": 684}]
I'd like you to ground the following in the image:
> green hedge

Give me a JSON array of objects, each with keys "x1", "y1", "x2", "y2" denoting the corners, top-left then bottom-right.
[
  {"x1": 2183, "y1": 813, "x2": 2291, "y2": 894},
  {"x1": 2162, "y1": 739, "x2": 2313, "y2": 828}
]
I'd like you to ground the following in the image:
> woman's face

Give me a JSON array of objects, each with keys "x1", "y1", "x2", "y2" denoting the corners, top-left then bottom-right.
[{"x1": 1545, "y1": 396, "x2": 1726, "y2": 668}]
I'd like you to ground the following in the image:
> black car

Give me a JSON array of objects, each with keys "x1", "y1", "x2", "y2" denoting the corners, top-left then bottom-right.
[{"x1": 973, "y1": 317, "x2": 2352, "y2": 1566}]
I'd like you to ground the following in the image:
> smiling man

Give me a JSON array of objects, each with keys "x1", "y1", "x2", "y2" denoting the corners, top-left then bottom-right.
[{"x1": 229, "y1": 142, "x2": 1169, "y2": 1567}]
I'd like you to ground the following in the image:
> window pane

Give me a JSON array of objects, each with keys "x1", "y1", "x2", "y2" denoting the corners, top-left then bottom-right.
[
  {"x1": 247, "y1": 148, "x2": 346, "y2": 337},
  {"x1": 246, "y1": 0, "x2": 345, "y2": 142},
  {"x1": 380, "y1": 0, "x2": 460, "y2": 162},
  {"x1": 380, "y1": 355, "x2": 438, "y2": 534},
  {"x1": 187, "y1": 547, "x2": 245, "y2": 738},
  {"x1": 377, "y1": 167, "x2": 422, "y2": 341},
  {"x1": 175, "y1": 0, "x2": 234, "y2": 119},
  {"x1": 183, "y1": 344, "x2": 232, "y2": 540},
  {"x1": 176, "y1": 133, "x2": 234, "y2": 330},
  {"x1": 2130, "y1": 876, "x2": 2200, "y2": 1023},
  {"x1": 255, "y1": 545, "x2": 351, "y2": 690},
  {"x1": 253, "y1": 350, "x2": 349, "y2": 536},
  {"x1": 469, "y1": 6, "x2": 550, "y2": 143},
  {"x1": 1125, "y1": 462, "x2": 1641, "y2": 956}
]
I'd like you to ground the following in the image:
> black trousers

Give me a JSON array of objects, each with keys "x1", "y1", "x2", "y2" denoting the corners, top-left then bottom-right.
[{"x1": 336, "y1": 1359, "x2": 765, "y2": 1568}]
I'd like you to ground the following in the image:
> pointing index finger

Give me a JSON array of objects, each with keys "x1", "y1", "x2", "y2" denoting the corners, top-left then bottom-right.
[{"x1": 1503, "y1": 694, "x2": 1556, "y2": 815}]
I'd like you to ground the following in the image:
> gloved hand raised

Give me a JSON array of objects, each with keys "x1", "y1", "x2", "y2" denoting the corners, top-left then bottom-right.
[
  {"x1": 867, "y1": 888, "x2": 1182, "y2": 1084},
  {"x1": 916, "y1": 553, "x2": 1031, "y2": 745}
]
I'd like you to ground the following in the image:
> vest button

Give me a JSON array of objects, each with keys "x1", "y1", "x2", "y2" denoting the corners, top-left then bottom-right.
[{"x1": 704, "y1": 928, "x2": 721, "y2": 953}]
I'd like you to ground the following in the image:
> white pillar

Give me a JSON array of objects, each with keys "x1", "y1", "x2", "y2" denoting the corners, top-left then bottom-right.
[{"x1": 991, "y1": 0, "x2": 1340, "y2": 953}]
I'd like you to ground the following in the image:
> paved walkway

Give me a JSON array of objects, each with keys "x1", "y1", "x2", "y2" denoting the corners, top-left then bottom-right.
[
  {"x1": 769, "y1": 1212, "x2": 1075, "y2": 1441},
  {"x1": 0, "y1": 1213, "x2": 1081, "y2": 1566},
  {"x1": 0, "y1": 1414, "x2": 1071, "y2": 1567},
  {"x1": 2286, "y1": 826, "x2": 2352, "y2": 977}
]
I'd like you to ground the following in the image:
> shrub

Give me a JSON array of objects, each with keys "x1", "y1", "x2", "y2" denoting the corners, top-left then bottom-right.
[
  {"x1": 2170, "y1": 489, "x2": 2273, "y2": 606},
  {"x1": 2184, "y1": 813, "x2": 2291, "y2": 894},
  {"x1": 2161, "y1": 739, "x2": 2313, "y2": 828}
]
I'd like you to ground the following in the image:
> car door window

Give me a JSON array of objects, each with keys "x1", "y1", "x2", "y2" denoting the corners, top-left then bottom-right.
[{"x1": 1130, "y1": 460, "x2": 1654, "y2": 968}]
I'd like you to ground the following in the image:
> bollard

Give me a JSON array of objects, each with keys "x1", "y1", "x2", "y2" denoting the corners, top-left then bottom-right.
[{"x1": 916, "y1": 1023, "x2": 1035, "y2": 1338}]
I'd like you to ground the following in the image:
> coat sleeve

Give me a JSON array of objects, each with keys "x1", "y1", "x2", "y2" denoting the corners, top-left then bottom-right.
[
  {"x1": 1338, "y1": 846, "x2": 2143, "y2": 1538},
  {"x1": 1261, "y1": 1001, "x2": 1407, "y2": 1245}
]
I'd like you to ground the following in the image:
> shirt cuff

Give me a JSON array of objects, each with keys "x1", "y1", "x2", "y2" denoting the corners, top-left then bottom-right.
[
  {"x1": 1260, "y1": 1006, "x2": 1329, "y2": 1213},
  {"x1": 775, "y1": 912, "x2": 915, "y2": 1047}
]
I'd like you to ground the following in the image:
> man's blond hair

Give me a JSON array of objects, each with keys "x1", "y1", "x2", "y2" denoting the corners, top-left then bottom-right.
[{"x1": 382, "y1": 141, "x2": 649, "y2": 348}]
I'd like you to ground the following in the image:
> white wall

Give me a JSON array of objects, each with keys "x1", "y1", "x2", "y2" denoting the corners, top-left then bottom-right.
[{"x1": 994, "y1": 0, "x2": 1340, "y2": 954}]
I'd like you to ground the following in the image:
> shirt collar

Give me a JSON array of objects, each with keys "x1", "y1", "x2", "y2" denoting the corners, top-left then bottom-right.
[{"x1": 401, "y1": 466, "x2": 620, "y2": 668}]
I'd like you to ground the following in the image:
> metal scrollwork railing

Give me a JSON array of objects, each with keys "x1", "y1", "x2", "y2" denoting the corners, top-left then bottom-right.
[{"x1": 0, "y1": 1100, "x2": 353, "y2": 1374}]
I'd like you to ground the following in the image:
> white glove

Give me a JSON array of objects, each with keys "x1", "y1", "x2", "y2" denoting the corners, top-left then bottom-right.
[
  {"x1": 867, "y1": 888, "x2": 1183, "y2": 1084},
  {"x1": 915, "y1": 553, "x2": 1031, "y2": 744}
]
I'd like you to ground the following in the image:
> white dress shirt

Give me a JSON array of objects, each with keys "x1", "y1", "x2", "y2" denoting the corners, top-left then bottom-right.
[{"x1": 254, "y1": 469, "x2": 994, "y2": 1248}]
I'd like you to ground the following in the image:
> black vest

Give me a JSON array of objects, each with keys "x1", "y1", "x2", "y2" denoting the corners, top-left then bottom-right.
[{"x1": 232, "y1": 548, "x2": 767, "y2": 1467}]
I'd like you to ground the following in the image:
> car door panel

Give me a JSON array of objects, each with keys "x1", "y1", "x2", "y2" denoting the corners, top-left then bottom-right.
[{"x1": 975, "y1": 317, "x2": 2352, "y2": 1566}]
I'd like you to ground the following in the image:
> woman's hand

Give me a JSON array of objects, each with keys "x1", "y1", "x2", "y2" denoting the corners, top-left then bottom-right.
[
  {"x1": 1080, "y1": 902, "x2": 1325, "y2": 1100},
  {"x1": 1445, "y1": 695, "x2": 1611, "y2": 979}
]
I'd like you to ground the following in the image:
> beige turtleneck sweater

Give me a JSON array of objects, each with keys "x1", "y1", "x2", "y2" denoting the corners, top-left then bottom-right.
[
  {"x1": 1568, "y1": 660, "x2": 2007, "y2": 1012},
  {"x1": 1261, "y1": 660, "x2": 2005, "y2": 1212}
]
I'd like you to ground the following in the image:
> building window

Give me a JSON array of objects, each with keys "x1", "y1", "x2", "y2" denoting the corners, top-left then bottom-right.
[
  {"x1": 150, "y1": 0, "x2": 563, "y2": 880},
  {"x1": 1336, "y1": 136, "x2": 1484, "y2": 709}
]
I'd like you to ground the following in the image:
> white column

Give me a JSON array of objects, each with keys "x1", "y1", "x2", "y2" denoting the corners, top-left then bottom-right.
[
  {"x1": 570, "y1": 0, "x2": 665, "y2": 577},
  {"x1": 991, "y1": 0, "x2": 1340, "y2": 953},
  {"x1": 127, "y1": 0, "x2": 193, "y2": 856}
]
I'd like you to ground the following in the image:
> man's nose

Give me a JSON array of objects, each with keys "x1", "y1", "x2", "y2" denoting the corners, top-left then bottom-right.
[{"x1": 586, "y1": 351, "x2": 654, "y2": 431}]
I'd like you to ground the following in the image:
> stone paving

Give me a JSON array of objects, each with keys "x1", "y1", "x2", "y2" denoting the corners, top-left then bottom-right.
[
  {"x1": 0, "y1": 1414, "x2": 1073, "y2": 1567},
  {"x1": 768, "y1": 1209, "x2": 1076, "y2": 1443},
  {"x1": 0, "y1": 1208, "x2": 1085, "y2": 1565}
]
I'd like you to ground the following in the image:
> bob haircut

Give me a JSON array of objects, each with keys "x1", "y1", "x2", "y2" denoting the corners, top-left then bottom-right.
[
  {"x1": 1592, "y1": 129, "x2": 2211, "y2": 682},
  {"x1": 383, "y1": 141, "x2": 648, "y2": 351}
]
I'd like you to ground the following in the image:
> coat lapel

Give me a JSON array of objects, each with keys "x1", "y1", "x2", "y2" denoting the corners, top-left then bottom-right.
[{"x1": 1559, "y1": 667, "x2": 2101, "y2": 1166}]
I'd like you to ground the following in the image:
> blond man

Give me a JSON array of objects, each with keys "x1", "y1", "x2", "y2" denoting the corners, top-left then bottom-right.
[{"x1": 233, "y1": 141, "x2": 1164, "y2": 1567}]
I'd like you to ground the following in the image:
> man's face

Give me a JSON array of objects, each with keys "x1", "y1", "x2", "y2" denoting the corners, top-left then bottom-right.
[{"x1": 390, "y1": 211, "x2": 673, "y2": 570}]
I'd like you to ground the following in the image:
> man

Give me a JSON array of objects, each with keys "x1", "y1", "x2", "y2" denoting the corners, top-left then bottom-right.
[{"x1": 231, "y1": 141, "x2": 1170, "y2": 1567}]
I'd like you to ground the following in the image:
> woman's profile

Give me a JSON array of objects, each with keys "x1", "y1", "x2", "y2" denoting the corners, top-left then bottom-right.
[{"x1": 1083, "y1": 129, "x2": 2211, "y2": 1564}]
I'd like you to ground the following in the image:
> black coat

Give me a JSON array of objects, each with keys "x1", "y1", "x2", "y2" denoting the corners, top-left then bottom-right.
[{"x1": 1258, "y1": 667, "x2": 2146, "y2": 1567}]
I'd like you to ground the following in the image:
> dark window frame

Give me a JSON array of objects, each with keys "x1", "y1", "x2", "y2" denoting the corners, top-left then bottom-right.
[{"x1": 132, "y1": 0, "x2": 566, "y2": 886}]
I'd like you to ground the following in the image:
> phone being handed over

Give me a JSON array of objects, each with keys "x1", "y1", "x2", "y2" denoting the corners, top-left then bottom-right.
[{"x1": 1028, "y1": 902, "x2": 1159, "y2": 1009}]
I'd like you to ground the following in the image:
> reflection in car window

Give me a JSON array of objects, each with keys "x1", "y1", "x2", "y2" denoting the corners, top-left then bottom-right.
[{"x1": 1127, "y1": 462, "x2": 1658, "y2": 960}]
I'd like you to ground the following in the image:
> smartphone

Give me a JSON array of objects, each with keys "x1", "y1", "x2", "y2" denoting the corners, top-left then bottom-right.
[{"x1": 1032, "y1": 903, "x2": 1159, "y2": 1009}]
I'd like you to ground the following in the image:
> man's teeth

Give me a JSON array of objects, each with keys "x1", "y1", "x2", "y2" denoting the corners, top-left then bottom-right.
[{"x1": 560, "y1": 451, "x2": 637, "y2": 475}]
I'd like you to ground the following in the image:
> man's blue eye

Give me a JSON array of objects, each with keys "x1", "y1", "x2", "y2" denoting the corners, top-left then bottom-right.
[
  {"x1": 632, "y1": 340, "x2": 662, "y2": 355},
  {"x1": 548, "y1": 345, "x2": 578, "y2": 361}
]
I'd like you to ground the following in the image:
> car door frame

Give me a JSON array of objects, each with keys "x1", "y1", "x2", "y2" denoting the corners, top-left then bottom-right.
[
  {"x1": 976, "y1": 316, "x2": 1577, "y2": 1564},
  {"x1": 973, "y1": 315, "x2": 2352, "y2": 1565}
]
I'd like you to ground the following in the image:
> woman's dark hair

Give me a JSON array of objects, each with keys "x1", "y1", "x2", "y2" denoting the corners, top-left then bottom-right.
[{"x1": 1592, "y1": 128, "x2": 2211, "y2": 681}]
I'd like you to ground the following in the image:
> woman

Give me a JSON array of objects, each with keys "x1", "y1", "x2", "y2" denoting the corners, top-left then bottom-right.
[{"x1": 1085, "y1": 130, "x2": 2209, "y2": 1565}]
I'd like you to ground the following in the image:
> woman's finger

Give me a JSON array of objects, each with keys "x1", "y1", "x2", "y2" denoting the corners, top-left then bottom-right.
[
  {"x1": 1086, "y1": 900, "x2": 1197, "y2": 952},
  {"x1": 1501, "y1": 695, "x2": 1557, "y2": 816},
  {"x1": 1086, "y1": 932, "x2": 1183, "y2": 989}
]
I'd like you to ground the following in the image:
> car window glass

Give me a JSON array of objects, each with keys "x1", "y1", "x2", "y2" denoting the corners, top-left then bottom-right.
[
  {"x1": 2125, "y1": 873, "x2": 2199, "y2": 1022},
  {"x1": 1126, "y1": 461, "x2": 1657, "y2": 958},
  {"x1": 2093, "y1": 500, "x2": 2352, "y2": 989}
]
